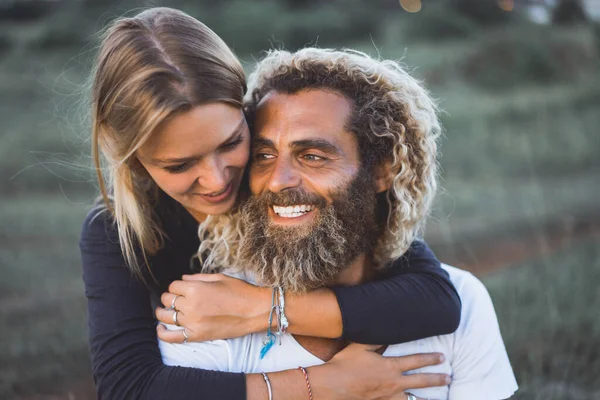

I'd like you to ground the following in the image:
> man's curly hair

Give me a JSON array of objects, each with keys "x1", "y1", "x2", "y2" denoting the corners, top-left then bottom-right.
[
  {"x1": 245, "y1": 48, "x2": 442, "y2": 266},
  {"x1": 198, "y1": 47, "x2": 442, "y2": 271}
]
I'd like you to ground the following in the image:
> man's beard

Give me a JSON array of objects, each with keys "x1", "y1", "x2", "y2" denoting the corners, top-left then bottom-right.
[{"x1": 238, "y1": 170, "x2": 380, "y2": 293}]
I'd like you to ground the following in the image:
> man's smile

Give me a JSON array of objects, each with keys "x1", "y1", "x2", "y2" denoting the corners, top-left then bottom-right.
[
  {"x1": 272, "y1": 204, "x2": 315, "y2": 218},
  {"x1": 269, "y1": 204, "x2": 318, "y2": 225}
]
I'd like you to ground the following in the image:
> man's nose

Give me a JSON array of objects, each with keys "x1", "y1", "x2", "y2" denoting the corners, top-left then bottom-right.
[
  {"x1": 197, "y1": 156, "x2": 227, "y2": 192},
  {"x1": 267, "y1": 156, "x2": 301, "y2": 193}
]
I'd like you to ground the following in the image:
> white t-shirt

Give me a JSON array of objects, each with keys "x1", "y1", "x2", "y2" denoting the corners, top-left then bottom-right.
[{"x1": 159, "y1": 265, "x2": 518, "y2": 399}]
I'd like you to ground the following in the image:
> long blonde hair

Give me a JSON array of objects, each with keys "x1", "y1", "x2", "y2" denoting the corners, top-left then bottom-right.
[
  {"x1": 200, "y1": 48, "x2": 441, "y2": 271},
  {"x1": 90, "y1": 7, "x2": 246, "y2": 277}
]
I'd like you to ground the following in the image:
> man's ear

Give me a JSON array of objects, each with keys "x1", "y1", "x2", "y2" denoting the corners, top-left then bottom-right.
[{"x1": 373, "y1": 160, "x2": 393, "y2": 193}]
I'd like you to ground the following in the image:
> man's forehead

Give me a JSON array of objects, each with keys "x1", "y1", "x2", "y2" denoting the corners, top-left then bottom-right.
[{"x1": 253, "y1": 89, "x2": 353, "y2": 144}]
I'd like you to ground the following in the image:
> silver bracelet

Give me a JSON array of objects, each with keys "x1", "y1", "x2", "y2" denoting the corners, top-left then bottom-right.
[
  {"x1": 277, "y1": 286, "x2": 289, "y2": 334},
  {"x1": 261, "y1": 372, "x2": 273, "y2": 400}
]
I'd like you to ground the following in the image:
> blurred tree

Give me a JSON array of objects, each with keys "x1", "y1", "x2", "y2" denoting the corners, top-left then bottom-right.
[
  {"x1": 405, "y1": 3, "x2": 479, "y2": 41},
  {"x1": 449, "y1": 0, "x2": 512, "y2": 25},
  {"x1": 0, "y1": 0, "x2": 61, "y2": 21},
  {"x1": 552, "y1": 0, "x2": 588, "y2": 25}
]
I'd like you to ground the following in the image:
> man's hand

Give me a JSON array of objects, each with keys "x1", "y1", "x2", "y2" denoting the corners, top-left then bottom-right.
[{"x1": 156, "y1": 273, "x2": 271, "y2": 343}]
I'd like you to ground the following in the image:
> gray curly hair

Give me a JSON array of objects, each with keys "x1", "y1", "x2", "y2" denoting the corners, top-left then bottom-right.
[{"x1": 198, "y1": 47, "x2": 441, "y2": 271}]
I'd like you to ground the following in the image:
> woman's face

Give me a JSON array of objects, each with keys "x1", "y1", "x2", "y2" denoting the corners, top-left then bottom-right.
[{"x1": 137, "y1": 103, "x2": 250, "y2": 221}]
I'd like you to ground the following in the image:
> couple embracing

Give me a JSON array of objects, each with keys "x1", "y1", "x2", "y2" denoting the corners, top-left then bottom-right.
[{"x1": 81, "y1": 7, "x2": 518, "y2": 400}]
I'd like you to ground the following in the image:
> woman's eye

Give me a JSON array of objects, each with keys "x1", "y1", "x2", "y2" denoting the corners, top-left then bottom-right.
[
  {"x1": 221, "y1": 136, "x2": 244, "y2": 151},
  {"x1": 164, "y1": 162, "x2": 192, "y2": 174}
]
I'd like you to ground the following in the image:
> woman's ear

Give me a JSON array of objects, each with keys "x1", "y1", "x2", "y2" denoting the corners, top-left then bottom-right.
[{"x1": 374, "y1": 160, "x2": 393, "y2": 193}]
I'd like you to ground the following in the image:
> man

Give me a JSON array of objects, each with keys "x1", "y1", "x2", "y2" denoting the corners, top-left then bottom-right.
[{"x1": 159, "y1": 48, "x2": 518, "y2": 399}]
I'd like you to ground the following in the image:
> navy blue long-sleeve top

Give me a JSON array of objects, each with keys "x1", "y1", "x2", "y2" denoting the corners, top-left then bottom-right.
[{"x1": 80, "y1": 196, "x2": 461, "y2": 400}]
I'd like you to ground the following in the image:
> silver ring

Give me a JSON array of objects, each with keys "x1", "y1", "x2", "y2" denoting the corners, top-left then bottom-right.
[
  {"x1": 172, "y1": 310, "x2": 180, "y2": 326},
  {"x1": 170, "y1": 295, "x2": 179, "y2": 310},
  {"x1": 182, "y1": 329, "x2": 189, "y2": 344},
  {"x1": 406, "y1": 394, "x2": 417, "y2": 400}
]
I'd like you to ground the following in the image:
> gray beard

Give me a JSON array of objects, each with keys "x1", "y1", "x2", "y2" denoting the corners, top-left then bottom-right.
[{"x1": 237, "y1": 172, "x2": 378, "y2": 293}]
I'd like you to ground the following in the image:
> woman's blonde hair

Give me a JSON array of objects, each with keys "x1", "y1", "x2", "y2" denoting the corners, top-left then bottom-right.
[
  {"x1": 200, "y1": 48, "x2": 441, "y2": 271},
  {"x1": 91, "y1": 7, "x2": 246, "y2": 277}
]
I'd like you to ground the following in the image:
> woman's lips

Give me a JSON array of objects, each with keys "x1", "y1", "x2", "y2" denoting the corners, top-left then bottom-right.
[{"x1": 196, "y1": 182, "x2": 234, "y2": 204}]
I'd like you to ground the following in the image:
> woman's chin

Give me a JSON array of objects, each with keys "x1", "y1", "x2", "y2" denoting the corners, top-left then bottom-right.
[{"x1": 187, "y1": 196, "x2": 237, "y2": 221}]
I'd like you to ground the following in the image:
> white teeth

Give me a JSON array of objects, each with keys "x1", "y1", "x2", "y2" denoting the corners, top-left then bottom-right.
[{"x1": 272, "y1": 204, "x2": 315, "y2": 218}]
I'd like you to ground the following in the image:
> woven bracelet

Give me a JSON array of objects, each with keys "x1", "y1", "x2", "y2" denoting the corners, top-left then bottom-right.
[{"x1": 297, "y1": 366, "x2": 313, "y2": 400}]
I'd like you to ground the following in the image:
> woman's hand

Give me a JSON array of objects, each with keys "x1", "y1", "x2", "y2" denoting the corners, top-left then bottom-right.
[
  {"x1": 307, "y1": 343, "x2": 449, "y2": 400},
  {"x1": 155, "y1": 273, "x2": 271, "y2": 342}
]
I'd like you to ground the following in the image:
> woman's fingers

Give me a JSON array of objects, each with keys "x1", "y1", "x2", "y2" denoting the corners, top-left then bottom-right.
[
  {"x1": 181, "y1": 273, "x2": 224, "y2": 282},
  {"x1": 392, "y1": 352, "x2": 446, "y2": 372},
  {"x1": 156, "y1": 324, "x2": 189, "y2": 344},
  {"x1": 403, "y1": 394, "x2": 427, "y2": 400},
  {"x1": 160, "y1": 292, "x2": 185, "y2": 310},
  {"x1": 167, "y1": 280, "x2": 192, "y2": 296},
  {"x1": 155, "y1": 307, "x2": 186, "y2": 326}
]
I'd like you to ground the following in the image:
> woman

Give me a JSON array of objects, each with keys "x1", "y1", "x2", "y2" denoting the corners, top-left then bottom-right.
[{"x1": 80, "y1": 7, "x2": 460, "y2": 400}]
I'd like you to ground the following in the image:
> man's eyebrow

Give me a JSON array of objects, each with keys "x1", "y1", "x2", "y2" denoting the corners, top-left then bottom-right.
[
  {"x1": 290, "y1": 139, "x2": 342, "y2": 155},
  {"x1": 151, "y1": 118, "x2": 245, "y2": 164},
  {"x1": 252, "y1": 137, "x2": 275, "y2": 149}
]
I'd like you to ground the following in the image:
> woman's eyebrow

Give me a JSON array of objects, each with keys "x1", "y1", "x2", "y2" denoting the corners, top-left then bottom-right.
[{"x1": 151, "y1": 118, "x2": 246, "y2": 164}]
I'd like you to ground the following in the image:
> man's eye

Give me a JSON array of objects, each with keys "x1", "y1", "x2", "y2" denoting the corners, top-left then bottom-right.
[
  {"x1": 164, "y1": 162, "x2": 192, "y2": 174},
  {"x1": 254, "y1": 153, "x2": 276, "y2": 161},
  {"x1": 302, "y1": 154, "x2": 325, "y2": 162}
]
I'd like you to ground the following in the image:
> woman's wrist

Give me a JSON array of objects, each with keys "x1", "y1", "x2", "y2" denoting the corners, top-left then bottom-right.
[
  {"x1": 246, "y1": 368, "x2": 316, "y2": 400},
  {"x1": 245, "y1": 287, "x2": 343, "y2": 339},
  {"x1": 247, "y1": 286, "x2": 274, "y2": 333}
]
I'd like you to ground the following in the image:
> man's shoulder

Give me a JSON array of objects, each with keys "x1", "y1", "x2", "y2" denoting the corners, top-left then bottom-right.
[
  {"x1": 441, "y1": 264, "x2": 490, "y2": 302},
  {"x1": 440, "y1": 264, "x2": 499, "y2": 332}
]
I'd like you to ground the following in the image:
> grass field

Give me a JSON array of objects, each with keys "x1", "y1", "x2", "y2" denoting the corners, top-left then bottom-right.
[{"x1": 1, "y1": 2, "x2": 600, "y2": 398}]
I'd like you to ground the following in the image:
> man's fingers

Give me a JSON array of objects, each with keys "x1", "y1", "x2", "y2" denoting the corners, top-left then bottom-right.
[
  {"x1": 344, "y1": 342, "x2": 382, "y2": 352},
  {"x1": 156, "y1": 324, "x2": 188, "y2": 344},
  {"x1": 155, "y1": 307, "x2": 186, "y2": 326},
  {"x1": 393, "y1": 352, "x2": 446, "y2": 372},
  {"x1": 401, "y1": 372, "x2": 451, "y2": 390},
  {"x1": 181, "y1": 273, "x2": 223, "y2": 282}
]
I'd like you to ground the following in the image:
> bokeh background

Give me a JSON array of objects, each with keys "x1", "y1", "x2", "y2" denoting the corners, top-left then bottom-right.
[{"x1": 1, "y1": 0, "x2": 599, "y2": 398}]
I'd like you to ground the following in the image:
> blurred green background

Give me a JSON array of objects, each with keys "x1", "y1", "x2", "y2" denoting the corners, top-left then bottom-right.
[{"x1": 1, "y1": 0, "x2": 599, "y2": 398}]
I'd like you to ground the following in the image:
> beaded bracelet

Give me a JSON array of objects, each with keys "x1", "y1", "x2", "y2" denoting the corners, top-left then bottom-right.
[{"x1": 298, "y1": 366, "x2": 313, "y2": 400}]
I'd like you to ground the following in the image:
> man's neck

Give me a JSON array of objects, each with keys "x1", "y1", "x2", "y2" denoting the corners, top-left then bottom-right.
[
  {"x1": 332, "y1": 252, "x2": 374, "y2": 286},
  {"x1": 294, "y1": 252, "x2": 376, "y2": 362}
]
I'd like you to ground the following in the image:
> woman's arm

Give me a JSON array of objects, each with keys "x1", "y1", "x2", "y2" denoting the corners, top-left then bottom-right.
[
  {"x1": 247, "y1": 344, "x2": 449, "y2": 400},
  {"x1": 80, "y1": 208, "x2": 245, "y2": 400},
  {"x1": 158, "y1": 241, "x2": 461, "y2": 345},
  {"x1": 329, "y1": 240, "x2": 462, "y2": 344},
  {"x1": 81, "y1": 208, "x2": 449, "y2": 399}
]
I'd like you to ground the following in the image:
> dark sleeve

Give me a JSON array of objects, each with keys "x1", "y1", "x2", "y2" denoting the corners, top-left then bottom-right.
[
  {"x1": 79, "y1": 208, "x2": 246, "y2": 400},
  {"x1": 331, "y1": 240, "x2": 461, "y2": 345}
]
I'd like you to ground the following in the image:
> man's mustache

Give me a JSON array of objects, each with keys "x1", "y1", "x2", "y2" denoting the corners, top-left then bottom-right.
[{"x1": 254, "y1": 189, "x2": 328, "y2": 209}]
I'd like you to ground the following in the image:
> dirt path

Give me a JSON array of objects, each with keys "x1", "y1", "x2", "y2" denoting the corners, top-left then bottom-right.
[{"x1": 433, "y1": 212, "x2": 600, "y2": 276}]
